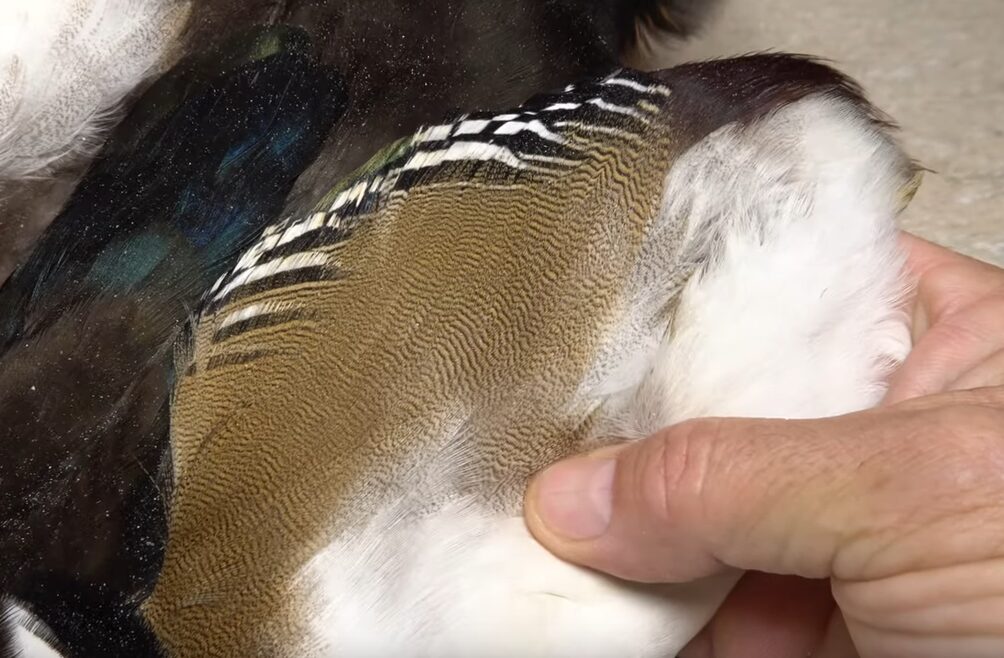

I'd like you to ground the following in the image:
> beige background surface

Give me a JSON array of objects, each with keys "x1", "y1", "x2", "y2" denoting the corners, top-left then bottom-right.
[{"x1": 646, "y1": 0, "x2": 1004, "y2": 265}]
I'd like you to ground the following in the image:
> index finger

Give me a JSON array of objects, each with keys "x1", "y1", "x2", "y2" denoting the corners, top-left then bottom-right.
[
  {"x1": 898, "y1": 232, "x2": 974, "y2": 280},
  {"x1": 899, "y1": 232, "x2": 1004, "y2": 323}
]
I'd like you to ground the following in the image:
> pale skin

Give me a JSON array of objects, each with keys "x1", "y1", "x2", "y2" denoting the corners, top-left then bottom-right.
[{"x1": 524, "y1": 232, "x2": 1004, "y2": 658}]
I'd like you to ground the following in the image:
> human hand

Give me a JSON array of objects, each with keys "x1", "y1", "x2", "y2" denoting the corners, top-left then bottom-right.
[
  {"x1": 885, "y1": 233, "x2": 1004, "y2": 402},
  {"x1": 523, "y1": 235, "x2": 1004, "y2": 657}
]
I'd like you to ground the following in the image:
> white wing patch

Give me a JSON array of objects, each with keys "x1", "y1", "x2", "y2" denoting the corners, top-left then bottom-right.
[
  {"x1": 493, "y1": 119, "x2": 564, "y2": 143},
  {"x1": 586, "y1": 97, "x2": 646, "y2": 121},
  {"x1": 218, "y1": 299, "x2": 300, "y2": 331},
  {"x1": 543, "y1": 102, "x2": 581, "y2": 112},
  {"x1": 601, "y1": 76, "x2": 672, "y2": 97},
  {"x1": 453, "y1": 119, "x2": 492, "y2": 136}
]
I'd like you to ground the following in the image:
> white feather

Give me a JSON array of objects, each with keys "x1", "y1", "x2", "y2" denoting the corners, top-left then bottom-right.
[
  {"x1": 2, "y1": 601, "x2": 64, "y2": 658},
  {"x1": 598, "y1": 95, "x2": 912, "y2": 435},
  {"x1": 302, "y1": 503, "x2": 739, "y2": 658},
  {"x1": 298, "y1": 94, "x2": 914, "y2": 656},
  {"x1": 0, "y1": 0, "x2": 190, "y2": 179}
]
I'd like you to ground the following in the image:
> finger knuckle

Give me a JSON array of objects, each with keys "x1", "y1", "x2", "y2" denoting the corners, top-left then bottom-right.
[
  {"x1": 639, "y1": 419, "x2": 724, "y2": 525},
  {"x1": 948, "y1": 386, "x2": 1004, "y2": 408}
]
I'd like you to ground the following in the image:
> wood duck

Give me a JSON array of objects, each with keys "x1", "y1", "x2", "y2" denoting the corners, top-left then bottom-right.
[
  {"x1": 0, "y1": 26, "x2": 346, "y2": 656},
  {"x1": 0, "y1": 6, "x2": 720, "y2": 650},
  {"x1": 146, "y1": 53, "x2": 919, "y2": 656}
]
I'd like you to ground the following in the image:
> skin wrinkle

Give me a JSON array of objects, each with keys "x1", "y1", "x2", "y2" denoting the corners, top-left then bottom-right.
[
  {"x1": 836, "y1": 584, "x2": 1004, "y2": 640},
  {"x1": 656, "y1": 420, "x2": 710, "y2": 534},
  {"x1": 649, "y1": 418, "x2": 675, "y2": 536},
  {"x1": 835, "y1": 546, "x2": 1003, "y2": 654},
  {"x1": 913, "y1": 316, "x2": 1000, "y2": 388},
  {"x1": 653, "y1": 419, "x2": 723, "y2": 581},
  {"x1": 833, "y1": 408, "x2": 1004, "y2": 580},
  {"x1": 768, "y1": 424, "x2": 843, "y2": 573},
  {"x1": 850, "y1": 503, "x2": 1000, "y2": 585},
  {"x1": 833, "y1": 609, "x2": 927, "y2": 648},
  {"x1": 775, "y1": 472, "x2": 841, "y2": 581},
  {"x1": 836, "y1": 558, "x2": 1004, "y2": 619},
  {"x1": 713, "y1": 423, "x2": 811, "y2": 576},
  {"x1": 953, "y1": 348, "x2": 1004, "y2": 390},
  {"x1": 917, "y1": 265, "x2": 1004, "y2": 319},
  {"x1": 875, "y1": 597, "x2": 1004, "y2": 638},
  {"x1": 686, "y1": 421, "x2": 731, "y2": 561},
  {"x1": 735, "y1": 420, "x2": 850, "y2": 579},
  {"x1": 940, "y1": 297, "x2": 1004, "y2": 344},
  {"x1": 892, "y1": 387, "x2": 1004, "y2": 412}
]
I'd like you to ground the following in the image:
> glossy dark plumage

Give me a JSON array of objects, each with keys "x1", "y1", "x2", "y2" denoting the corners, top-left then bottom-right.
[
  {"x1": 183, "y1": 0, "x2": 721, "y2": 215},
  {"x1": 0, "y1": 26, "x2": 345, "y2": 656},
  {"x1": 0, "y1": 0, "x2": 718, "y2": 286}
]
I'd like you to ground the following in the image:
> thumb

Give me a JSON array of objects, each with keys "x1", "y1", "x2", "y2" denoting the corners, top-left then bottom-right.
[{"x1": 523, "y1": 394, "x2": 1004, "y2": 584}]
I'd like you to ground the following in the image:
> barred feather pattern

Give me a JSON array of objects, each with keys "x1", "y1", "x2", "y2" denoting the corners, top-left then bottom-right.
[{"x1": 0, "y1": 0, "x2": 190, "y2": 179}]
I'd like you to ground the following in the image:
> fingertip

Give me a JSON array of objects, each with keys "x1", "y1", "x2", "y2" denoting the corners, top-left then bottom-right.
[
  {"x1": 524, "y1": 434, "x2": 715, "y2": 583},
  {"x1": 526, "y1": 456, "x2": 617, "y2": 542},
  {"x1": 524, "y1": 445, "x2": 630, "y2": 562}
]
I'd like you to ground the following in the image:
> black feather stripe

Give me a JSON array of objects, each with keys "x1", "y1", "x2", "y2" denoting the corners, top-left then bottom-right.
[
  {"x1": 207, "y1": 266, "x2": 336, "y2": 315},
  {"x1": 212, "y1": 308, "x2": 313, "y2": 344},
  {"x1": 206, "y1": 349, "x2": 277, "y2": 372},
  {"x1": 205, "y1": 68, "x2": 675, "y2": 317}
]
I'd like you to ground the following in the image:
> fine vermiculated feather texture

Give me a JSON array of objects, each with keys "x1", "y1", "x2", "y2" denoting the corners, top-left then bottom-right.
[
  {"x1": 0, "y1": 27, "x2": 346, "y2": 657},
  {"x1": 148, "y1": 54, "x2": 917, "y2": 656}
]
